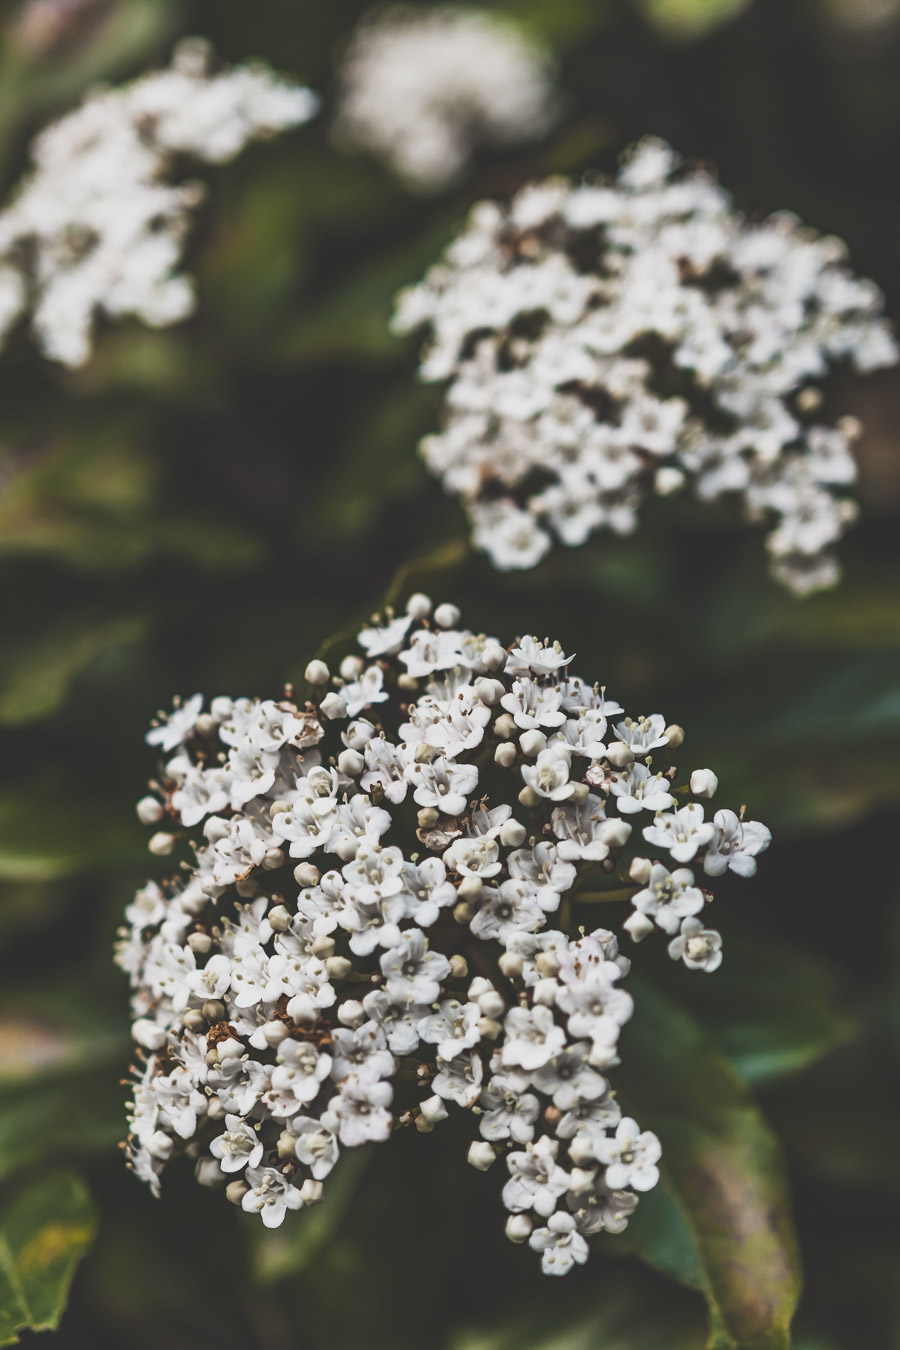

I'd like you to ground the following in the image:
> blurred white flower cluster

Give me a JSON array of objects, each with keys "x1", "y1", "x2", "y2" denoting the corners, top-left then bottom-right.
[
  {"x1": 393, "y1": 138, "x2": 898, "y2": 594},
  {"x1": 118, "y1": 594, "x2": 769, "y2": 1273},
  {"x1": 332, "y1": 4, "x2": 558, "y2": 192},
  {"x1": 0, "y1": 37, "x2": 318, "y2": 366}
]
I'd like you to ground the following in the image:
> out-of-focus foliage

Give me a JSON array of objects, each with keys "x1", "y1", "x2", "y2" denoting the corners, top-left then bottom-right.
[{"x1": 0, "y1": 0, "x2": 898, "y2": 1346}]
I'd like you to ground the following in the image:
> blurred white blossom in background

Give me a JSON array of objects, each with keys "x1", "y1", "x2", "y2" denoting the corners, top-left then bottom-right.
[
  {"x1": 332, "y1": 4, "x2": 559, "y2": 192},
  {"x1": 0, "y1": 37, "x2": 318, "y2": 366},
  {"x1": 118, "y1": 594, "x2": 769, "y2": 1272},
  {"x1": 393, "y1": 138, "x2": 898, "y2": 594}
]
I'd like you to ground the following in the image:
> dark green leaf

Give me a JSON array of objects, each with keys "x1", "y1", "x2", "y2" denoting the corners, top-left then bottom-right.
[
  {"x1": 0, "y1": 1170, "x2": 96, "y2": 1344},
  {"x1": 618, "y1": 978, "x2": 802, "y2": 1349}
]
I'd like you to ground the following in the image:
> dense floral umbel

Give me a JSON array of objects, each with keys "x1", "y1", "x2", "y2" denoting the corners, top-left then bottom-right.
[
  {"x1": 332, "y1": 5, "x2": 558, "y2": 192},
  {"x1": 393, "y1": 138, "x2": 898, "y2": 593},
  {"x1": 0, "y1": 38, "x2": 317, "y2": 366},
  {"x1": 118, "y1": 596, "x2": 770, "y2": 1273}
]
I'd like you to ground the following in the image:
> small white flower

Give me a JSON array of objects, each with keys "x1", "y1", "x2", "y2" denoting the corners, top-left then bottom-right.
[
  {"x1": 667, "y1": 917, "x2": 724, "y2": 973},
  {"x1": 501, "y1": 1006, "x2": 566, "y2": 1072},
  {"x1": 642, "y1": 803, "x2": 715, "y2": 864},
  {"x1": 529, "y1": 1211, "x2": 590, "y2": 1275},
  {"x1": 703, "y1": 809, "x2": 772, "y2": 877},
  {"x1": 209, "y1": 1115, "x2": 263, "y2": 1173},
  {"x1": 503, "y1": 1135, "x2": 571, "y2": 1217},
  {"x1": 593, "y1": 1118, "x2": 661, "y2": 1192},
  {"x1": 241, "y1": 1167, "x2": 304, "y2": 1228}
]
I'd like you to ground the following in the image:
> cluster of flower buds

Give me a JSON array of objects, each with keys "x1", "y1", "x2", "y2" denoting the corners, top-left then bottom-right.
[
  {"x1": 393, "y1": 138, "x2": 897, "y2": 594},
  {"x1": 0, "y1": 38, "x2": 317, "y2": 366},
  {"x1": 118, "y1": 595, "x2": 770, "y2": 1274}
]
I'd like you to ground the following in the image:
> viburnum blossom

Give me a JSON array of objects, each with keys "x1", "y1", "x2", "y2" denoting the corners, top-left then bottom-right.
[
  {"x1": 331, "y1": 5, "x2": 558, "y2": 192},
  {"x1": 118, "y1": 595, "x2": 770, "y2": 1274},
  {"x1": 0, "y1": 38, "x2": 318, "y2": 366},
  {"x1": 392, "y1": 137, "x2": 898, "y2": 594}
]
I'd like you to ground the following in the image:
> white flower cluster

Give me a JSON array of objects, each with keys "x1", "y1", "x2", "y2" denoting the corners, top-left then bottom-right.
[
  {"x1": 118, "y1": 595, "x2": 770, "y2": 1274},
  {"x1": 332, "y1": 5, "x2": 558, "y2": 192},
  {"x1": 0, "y1": 37, "x2": 318, "y2": 366},
  {"x1": 393, "y1": 138, "x2": 898, "y2": 594}
]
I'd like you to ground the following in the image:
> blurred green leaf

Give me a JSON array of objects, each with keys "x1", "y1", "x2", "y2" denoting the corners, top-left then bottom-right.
[
  {"x1": 633, "y1": 0, "x2": 752, "y2": 41},
  {"x1": 618, "y1": 978, "x2": 801, "y2": 1349},
  {"x1": 0, "y1": 613, "x2": 144, "y2": 726},
  {"x1": 0, "y1": 1074, "x2": 123, "y2": 1185},
  {"x1": 0, "y1": 779, "x2": 142, "y2": 881},
  {"x1": 666, "y1": 935, "x2": 854, "y2": 1086},
  {"x1": 0, "y1": 1170, "x2": 96, "y2": 1345}
]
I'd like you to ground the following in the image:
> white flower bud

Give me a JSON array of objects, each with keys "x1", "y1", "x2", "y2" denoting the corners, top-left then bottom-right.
[
  {"x1": 473, "y1": 676, "x2": 505, "y2": 706},
  {"x1": 481, "y1": 642, "x2": 508, "y2": 673},
  {"x1": 599, "y1": 818, "x2": 632, "y2": 848},
  {"x1": 568, "y1": 1132, "x2": 598, "y2": 1166},
  {"x1": 434, "y1": 603, "x2": 460, "y2": 628},
  {"x1": 406, "y1": 592, "x2": 432, "y2": 619},
  {"x1": 414, "y1": 741, "x2": 436, "y2": 764},
  {"x1": 690, "y1": 768, "x2": 718, "y2": 798},
  {"x1": 449, "y1": 954, "x2": 468, "y2": 979},
  {"x1": 337, "y1": 999, "x2": 365, "y2": 1027},
  {"x1": 458, "y1": 874, "x2": 484, "y2": 901},
  {"x1": 305, "y1": 659, "x2": 330, "y2": 685},
  {"x1": 268, "y1": 904, "x2": 292, "y2": 932},
  {"x1": 664, "y1": 723, "x2": 685, "y2": 749},
  {"x1": 340, "y1": 654, "x2": 364, "y2": 681},
  {"x1": 210, "y1": 696, "x2": 233, "y2": 722},
  {"x1": 417, "y1": 807, "x2": 440, "y2": 828},
  {"x1": 338, "y1": 748, "x2": 365, "y2": 776},
  {"x1": 476, "y1": 1016, "x2": 502, "y2": 1040},
  {"x1": 262, "y1": 847, "x2": 286, "y2": 871},
  {"x1": 195, "y1": 714, "x2": 218, "y2": 738},
  {"x1": 568, "y1": 1167, "x2": 597, "y2": 1196},
  {"x1": 278, "y1": 1130, "x2": 296, "y2": 1160},
  {"x1": 467, "y1": 1141, "x2": 497, "y2": 1171},
  {"x1": 333, "y1": 836, "x2": 359, "y2": 863},
  {"x1": 505, "y1": 1214, "x2": 532, "y2": 1243},
  {"x1": 235, "y1": 878, "x2": 259, "y2": 898},
  {"x1": 202, "y1": 1000, "x2": 225, "y2": 1024},
  {"x1": 260, "y1": 1021, "x2": 288, "y2": 1048},
  {"x1": 148, "y1": 831, "x2": 175, "y2": 856},
  {"x1": 493, "y1": 713, "x2": 517, "y2": 740},
  {"x1": 320, "y1": 692, "x2": 347, "y2": 720},
  {"x1": 519, "y1": 729, "x2": 547, "y2": 757},
  {"x1": 183, "y1": 1009, "x2": 207, "y2": 1034},
  {"x1": 286, "y1": 994, "x2": 318, "y2": 1024},
  {"x1": 606, "y1": 742, "x2": 634, "y2": 768},
  {"x1": 326, "y1": 955, "x2": 352, "y2": 980},
  {"x1": 477, "y1": 989, "x2": 505, "y2": 1019},
  {"x1": 195, "y1": 1158, "x2": 225, "y2": 1188},
  {"x1": 654, "y1": 466, "x2": 685, "y2": 496},
  {"x1": 187, "y1": 931, "x2": 211, "y2": 955},
  {"x1": 518, "y1": 785, "x2": 539, "y2": 808},
  {"x1": 468, "y1": 977, "x2": 492, "y2": 999},
  {"x1": 453, "y1": 899, "x2": 475, "y2": 924},
  {"x1": 226, "y1": 1179, "x2": 249, "y2": 1205},
  {"x1": 299, "y1": 1179, "x2": 324, "y2": 1206},
  {"x1": 206, "y1": 1095, "x2": 226, "y2": 1120},
  {"x1": 628, "y1": 856, "x2": 652, "y2": 885},
  {"x1": 216, "y1": 1037, "x2": 243, "y2": 1061},
  {"x1": 498, "y1": 951, "x2": 524, "y2": 979},
  {"x1": 204, "y1": 816, "x2": 230, "y2": 843},
  {"x1": 132, "y1": 1018, "x2": 166, "y2": 1050},
  {"x1": 420, "y1": 1095, "x2": 449, "y2": 1125},
  {"x1": 498, "y1": 818, "x2": 526, "y2": 848},
  {"x1": 397, "y1": 674, "x2": 419, "y2": 691},
  {"x1": 294, "y1": 862, "x2": 321, "y2": 887},
  {"x1": 533, "y1": 977, "x2": 558, "y2": 1006},
  {"x1": 570, "y1": 781, "x2": 590, "y2": 803},
  {"x1": 136, "y1": 795, "x2": 163, "y2": 825},
  {"x1": 311, "y1": 935, "x2": 335, "y2": 958},
  {"x1": 623, "y1": 910, "x2": 654, "y2": 943},
  {"x1": 494, "y1": 742, "x2": 517, "y2": 768},
  {"x1": 147, "y1": 1130, "x2": 174, "y2": 1161},
  {"x1": 535, "y1": 950, "x2": 561, "y2": 978}
]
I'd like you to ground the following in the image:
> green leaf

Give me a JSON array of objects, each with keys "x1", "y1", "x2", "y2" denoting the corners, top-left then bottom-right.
[
  {"x1": 617, "y1": 977, "x2": 802, "y2": 1349},
  {"x1": 0, "y1": 1171, "x2": 96, "y2": 1344},
  {"x1": 633, "y1": 0, "x2": 752, "y2": 41},
  {"x1": 667, "y1": 936, "x2": 853, "y2": 1086},
  {"x1": 0, "y1": 613, "x2": 144, "y2": 726},
  {"x1": 0, "y1": 779, "x2": 143, "y2": 881}
]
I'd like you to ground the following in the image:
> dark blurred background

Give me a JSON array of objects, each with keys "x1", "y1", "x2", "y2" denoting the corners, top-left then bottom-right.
[{"x1": 0, "y1": 1, "x2": 898, "y2": 1346}]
